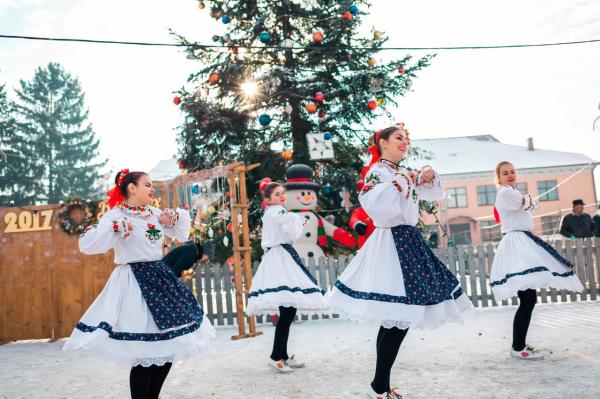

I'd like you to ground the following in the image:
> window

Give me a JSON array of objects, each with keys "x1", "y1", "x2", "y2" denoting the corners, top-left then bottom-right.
[
  {"x1": 480, "y1": 220, "x2": 501, "y2": 242},
  {"x1": 447, "y1": 187, "x2": 468, "y2": 208},
  {"x1": 476, "y1": 185, "x2": 497, "y2": 206},
  {"x1": 541, "y1": 215, "x2": 561, "y2": 235},
  {"x1": 450, "y1": 223, "x2": 471, "y2": 245},
  {"x1": 515, "y1": 182, "x2": 528, "y2": 195},
  {"x1": 537, "y1": 180, "x2": 558, "y2": 201}
]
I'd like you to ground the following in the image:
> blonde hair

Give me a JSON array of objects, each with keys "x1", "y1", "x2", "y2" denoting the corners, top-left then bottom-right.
[{"x1": 495, "y1": 161, "x2": 513, "y2": 186}]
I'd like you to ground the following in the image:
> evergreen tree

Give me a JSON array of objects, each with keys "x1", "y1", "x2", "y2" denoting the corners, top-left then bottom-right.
[
  {"x1": 174, "y1": 1, "x2": 433, "y2": 258},
  {"x1": 0, "y1": 76, "x2": 39, "y2": 206},
  {"x1": 13, "y1": 62, "x2": 106, "y2": 204}
]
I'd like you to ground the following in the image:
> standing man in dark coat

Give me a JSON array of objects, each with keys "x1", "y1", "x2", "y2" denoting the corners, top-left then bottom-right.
[
  {"x1": 559, "y1": 199, "x2": 595, "y2": 238},
  {"x1": 593, "y1": 205, "x2": 600, "y2": 238}
]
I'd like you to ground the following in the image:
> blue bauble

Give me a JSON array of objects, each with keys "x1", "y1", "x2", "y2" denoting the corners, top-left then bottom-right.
[
  {"x1": 324, "y1": 132, "x2": 333, "y2": 140},
  {"x1": 322, "y1": 183, "x2": 334, "y2": 197},
  {"x1": 259, "y1": 31, "x2": 271, "y2": 43},
  {"x1": 349, "y1": 5, "x2": 359, "y2": 15},
  {"x1": 258, "y1": 114, "x2": 271, "y2": 126},
  {"x1": 192, "y1": 184, "x2": 199, "y2": 194},
  {"x1": 221, "y1": 15, "x2": 231, "y2": 24}
]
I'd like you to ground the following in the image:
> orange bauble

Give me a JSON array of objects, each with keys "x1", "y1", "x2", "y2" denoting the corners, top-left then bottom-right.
[
  {"x1": 282, "y1": 150, "x2": 293, "y2": 160},
  {"x1": 306, "y1": 102, "x2": 318, "y2": 113},
  {"x1": 312, "y1": 31, "x2": 324, "y2": 42},
  {"x1": 208, "y1": 72, "x2": 220, "y2": 84}
]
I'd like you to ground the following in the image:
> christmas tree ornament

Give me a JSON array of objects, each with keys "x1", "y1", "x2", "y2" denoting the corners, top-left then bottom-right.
[
  {"x1": 367, "y1": 99, "x2": 378, "y2": 110},
  {"x1": 282, "y1": 150, "x2": 293, "y2": 160},
  {"x1": 369, "y1": 77, "x2": 384, "y2": 93},
  {"x1": 312, "y1": 31, "x2": 324, "y2": 43},
  {"x1": 210, "y1": 10, "x2": 221, "y2": 18},
  {"x1": 349, "y1": 5, "x2": 359, "y2": 14},
  {"x1": 306, "y1": 102, "x2": 318, "y2": 113},
  {"x1": 221, "y1": 15, "x2": 231, "y2": 24},
  {"x1": 192, "y1": 184, "x2": 199, "y2": 194},
  {"x1": 376, "y1": 98, "x2": 384, "y2": 106},
  {"x1": 398, "y1": 65, "x2": 406, "y2": 74},
  {"x1": 208, "y1": 72, "x2": 220, "y2": 84},
  {"x1": 322, "y1": 183, "x2": 334, "y2": 197},
  {"x1": 231, "y1": 46, "x2": 239, "y2": 54},
  {"x1": 208, "y1": 227, "x2": 214, "y2": 238},
  {"x1": 342, "y1": 11, "x2": 352, "y2": 20},
  {"x1": 318, "y1": 110, "x2": 326, "y2": 119},
  {"x1": 173, "y1": 96, "x2": 181, "y2": 105},
  {"x1": 314, "y1": 92, "x2": 325, "y2": 102},
  {"x1": 258, "y1": 114, "x2": 272, "y2": 126},
  {"x1": 223, "y1": 235, "x2": 229, "y2": 247},
  {"x1": 373, "y1": 30, "x2": 383, "y2": 39},
  {"x1": 368, "y1": 57, "x2": 377, "y2": 67},
  {"x1": 264, "y1": 76, "x2": 281, "y2": 95},
  {"x1": 208, "y1": 205, "x2": 216, "y2": 215},
  {"x1": 307, "y1": 133, "x2": 334, "y2": 160},
  {"x1": 259, "y1": 31, "x2": 271, "y2": 43},
  {"x1": 284, "y1": 104, "x2": 293, "y2": 114},
  {"x1": 197, "y1": 1, "x2": 205, "y2": 9},
  {"x1": 186, "y1": 48, "x2": 195, "y2": 60},
  {"x1": 227, "y1": 223, "x2": 233, "y2": 233},
  {"x1": 323, "y1": 132, "x2": 333, "y2": 140},
  {"x1": 199, "y1": 209, "x2": 208, "y2": 219}
]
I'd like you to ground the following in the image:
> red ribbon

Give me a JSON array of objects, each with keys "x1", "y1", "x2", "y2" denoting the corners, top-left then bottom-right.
[
  {"x1": 367, "y1": 130, "x2": 381, "y2": 169},
  {"x1": 287, "y1": 177, "x2": 312, "y2": 183},
  {"x1": 106, "y1": 168, "x2": 129, "y2": 209}
]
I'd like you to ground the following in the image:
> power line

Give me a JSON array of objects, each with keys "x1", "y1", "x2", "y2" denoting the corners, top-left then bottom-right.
[{"x1": 1, "y1": 34, "x2": 600, "y2": 51}]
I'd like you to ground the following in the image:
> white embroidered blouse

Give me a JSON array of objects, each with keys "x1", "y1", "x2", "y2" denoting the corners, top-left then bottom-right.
[
  {"x1": 79, "y1": 204, "x2": 191, "y2": 264},
  {"x1": 495, "y1": 185, "x2": 537, "y2": 234},
  {"x1": 358, "y1": 159, "x2": 444, "y2": 228},
  {"x1": 260, "y1": 205, "x2": 305, "y2": 250}
]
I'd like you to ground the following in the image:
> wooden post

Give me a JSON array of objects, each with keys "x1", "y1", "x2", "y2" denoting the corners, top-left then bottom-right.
[
  {"x1": 236, "y1": 165, "x2": 262, "y2": 337},
  {"x1": 228, "y1": 171, "x2": 248, "y2": 339}
]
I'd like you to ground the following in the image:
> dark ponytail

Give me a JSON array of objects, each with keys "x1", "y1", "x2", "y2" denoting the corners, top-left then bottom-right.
[
  {"x1": 262, "y1": 182, "x2": 283, "y2": 200},
  {"x1": 114, "y1": 171, "x2": 147, "y2": 199}
]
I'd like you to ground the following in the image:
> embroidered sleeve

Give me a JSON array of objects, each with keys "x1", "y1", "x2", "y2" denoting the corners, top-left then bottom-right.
[
  {"x1": 520, "y1": 194, "x2": 538, "y2": 212},
  {"x1": 161, "y1": 208, "x2": 191, "y2": 242},
  {"x1": 79, "y1": 210, "x2": 121, "y2": 255},
  {"x1": 359, "y1": 172, "x2": 383, "y2": 197},
  {"x1": 414, "y1": 166, "x2": 444, "y2": 202},
  {"x1": 496, "y1": 186, "x2": 534, "y2": 211},
  {"x1": 269, "y1": 206, "x2": 305, "y2": 238},
  {"x1": 111, "y1": 216, "x2": 132, "y2": 240}
]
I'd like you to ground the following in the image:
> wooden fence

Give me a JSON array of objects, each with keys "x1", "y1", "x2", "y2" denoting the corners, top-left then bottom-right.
[{"x1": 189, "y1": 238, "x2": 600, "y2": 326}]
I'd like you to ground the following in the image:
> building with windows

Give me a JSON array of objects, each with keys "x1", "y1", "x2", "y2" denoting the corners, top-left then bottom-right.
[{"x1": 411, "y1": 135, "x2": 598, "y2": 247}]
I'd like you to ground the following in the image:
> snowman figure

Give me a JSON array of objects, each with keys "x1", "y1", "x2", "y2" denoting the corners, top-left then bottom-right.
[{"x1": 284, "y1": 164, "x2": 356, "y2": 261}]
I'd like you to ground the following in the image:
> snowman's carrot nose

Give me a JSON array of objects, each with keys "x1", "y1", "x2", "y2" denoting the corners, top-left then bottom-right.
[{"x1": 303, "y1": 194, "x2": 314, "y2": 201}]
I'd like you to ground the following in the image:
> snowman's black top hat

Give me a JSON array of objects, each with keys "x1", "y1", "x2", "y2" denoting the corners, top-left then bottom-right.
[{"x1": 284, "y1": 164, "x2": 320, "y2": 191}]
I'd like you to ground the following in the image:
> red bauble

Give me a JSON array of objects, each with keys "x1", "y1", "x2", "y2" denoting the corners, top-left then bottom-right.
[
  {"x1": 342, "y1": 11, "x2": 352, "y2": 20},
  {"x1": 398, "y1": 66, "x2": 406, "y2": 74},
  {"x1": 312, "y1": 31, "x2": 324, "y2": 43},
  {"x1": 314, "y1": 92, "x2": 325, "y2": 102},
  {"x1": 318, "y1": 110, "x2": 326, "y2": 118},
  {"x1": 173, "y1": 96, "x2": 181, "y2": 105},
  {"x1": 225, "y1": 191, "x2": 231, "y2": 198},
  {"x1": 208, "y1": 72, "x2": 220, "y2": 84},
  {"x1": 367, "y1": 100, "x2": 377, "y2": 110},
  {"x1": 177, "y1": 159, "x2": 186, "y2": 169},
  {"x1": 231, "y1": 46, "x2": 239, "y2": 54},
  {"x1": 227, "y1": 223, "x2": 233, "y2": 233}
]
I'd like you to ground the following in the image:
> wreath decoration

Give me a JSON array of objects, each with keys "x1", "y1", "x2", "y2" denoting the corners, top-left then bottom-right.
[{"x1": 59, "y1": 198, "x2": 93, "y2": 235}]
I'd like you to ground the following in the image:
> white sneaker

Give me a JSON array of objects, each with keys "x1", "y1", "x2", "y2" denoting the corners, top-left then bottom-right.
[
  {"x1": 268, "y1": 358, "x2": 294, "y2": 373},
  {"x1": 285, "y1": 355, "x2": 305, "y2": 368},
  {"x1": 511, "y1": 346, "x2": 544, "y2": 360}
]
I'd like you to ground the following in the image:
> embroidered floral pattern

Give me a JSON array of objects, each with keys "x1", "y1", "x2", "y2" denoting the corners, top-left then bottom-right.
[
  {"x1": 360, "y1": 172, "x2": 383, "y2": 197},
  {"x1": 145, "y1": 223, "x2": 162, "y2": 244},
  {"x1": 118, "y1": 203, "x2": 154, "y2": 219},
  {"x1": 160, "y1": 209, "x2": 180, "y2": 228},
  {"x1": 248, "y1": 286, "x2": 324, "y2": 298},
  {"x1": 79, "y1": 223, "x2": 97, "y2": 238},
  {"x1": 129, "y1": 260, "x2": 204, "y2": 330},
  {"x1": 112, "y1": 217, "x2": 131, "y2": 240}
]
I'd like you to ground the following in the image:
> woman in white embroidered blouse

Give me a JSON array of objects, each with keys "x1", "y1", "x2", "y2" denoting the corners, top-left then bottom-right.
[
  {"x1": 328, "y1": 124, "x2": 471, "y2": 399},
  {"x1": 490, "y1": 161, "x2": 582, "y2": 360},
  {"x1": 246, "y1": 182, "x2": 327, "y2": 373},
  {"x1": 62, "y1": 169, "x2": 215, "y2": 399}
]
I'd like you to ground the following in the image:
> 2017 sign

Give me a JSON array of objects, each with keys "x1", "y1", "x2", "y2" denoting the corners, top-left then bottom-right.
[{"x1": 3, "y1": 210, "x2": 54, "y2": 233}]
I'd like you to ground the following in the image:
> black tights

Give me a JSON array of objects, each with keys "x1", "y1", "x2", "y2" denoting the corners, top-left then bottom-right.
[
  {"x1": 512, "y1": 289, "x2": 537, "y2": 351},
  {"x1": 270, "y1": 306, "x2": 297, "y2": 361},
  {"x1": 371, "y1": 326, "x2": 409, "y2": 394},
  {"x1": 130, "y1": 362, "x2": 172, "y2": 399}
]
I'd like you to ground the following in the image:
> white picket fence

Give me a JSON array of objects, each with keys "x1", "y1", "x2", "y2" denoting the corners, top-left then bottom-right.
[{"x1": 186, "y1": 238, "x2": 600, "y2": 326}]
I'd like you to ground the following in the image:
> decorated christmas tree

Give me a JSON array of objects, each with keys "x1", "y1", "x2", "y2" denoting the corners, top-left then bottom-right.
[{"x1": 173, "y1": 0, "x2": 433, "y2": 258}]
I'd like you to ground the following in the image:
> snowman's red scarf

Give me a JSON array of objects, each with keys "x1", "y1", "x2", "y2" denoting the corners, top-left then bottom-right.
[{"x1": 290, "y1": 209, "x2": 329, "y2": 247}]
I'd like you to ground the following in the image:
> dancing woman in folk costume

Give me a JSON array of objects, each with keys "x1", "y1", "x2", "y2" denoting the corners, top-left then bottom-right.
[
  {"x1": 62, "y1": 169, "x2": 215, "y2": 399},
  {"x1": 246, "y1": 182, "x2": 328, "y2": 373},
  {"x1": 328, "y1": 124, "x2": 471, "y2": 399},
  {"x1": 490, "y1": 162, "x2": 583, "y2": 360}
]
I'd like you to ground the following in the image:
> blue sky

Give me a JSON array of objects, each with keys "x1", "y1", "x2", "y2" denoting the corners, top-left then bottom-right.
[{"x1": 1, "y1": 0, "x2": 599, "y2": 180}]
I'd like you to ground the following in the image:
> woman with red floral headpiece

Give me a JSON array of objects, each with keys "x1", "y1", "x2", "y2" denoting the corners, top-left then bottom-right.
[
  {"x1": 63, "y1": 169, "x2": 215, "y2": 399},
  {"x1": 328, "y1": 124, "x2": 471, "y2": 399}
]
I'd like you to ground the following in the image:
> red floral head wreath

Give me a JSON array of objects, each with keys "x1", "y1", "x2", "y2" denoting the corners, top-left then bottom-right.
[{"x1": 106, "y1": 168, "x2": 130, "y2": 209}]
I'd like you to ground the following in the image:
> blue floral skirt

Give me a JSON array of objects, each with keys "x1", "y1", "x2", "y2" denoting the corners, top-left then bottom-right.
[{"x1": 63, "y1": 261, "x2": 215, "y2": 366}]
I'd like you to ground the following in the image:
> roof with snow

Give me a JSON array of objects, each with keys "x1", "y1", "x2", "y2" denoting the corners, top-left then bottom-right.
[
  {"x1": 149, "y1": 158, "x2": 180, "y2": 182},
  {"x1": 408, "y1": 135, "x2": 595, "y2": 175}
]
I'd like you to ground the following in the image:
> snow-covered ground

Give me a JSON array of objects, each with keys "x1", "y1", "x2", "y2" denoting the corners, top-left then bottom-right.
[{"x1": 2, "y1": 301, "x2": 600, "y2": 399}]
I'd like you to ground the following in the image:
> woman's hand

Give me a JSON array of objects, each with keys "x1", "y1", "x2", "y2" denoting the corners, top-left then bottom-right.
[
  {"x1": 420, "y1": 168, "x2": 436, "y2": 183},
  {"x1": 159, "y1": 211, "x2": 175, "y2": 227}
]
